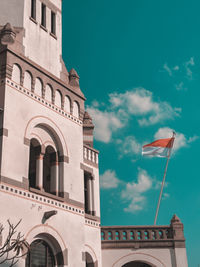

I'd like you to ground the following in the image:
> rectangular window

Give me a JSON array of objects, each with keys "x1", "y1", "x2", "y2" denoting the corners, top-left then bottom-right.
[
  {"x1": 84, "y1": 172, "x2": 95, "y2": 215},
  {"x1": 51, "y1": 11, "x2": 56, "y2": 35},
  {"x1": 31, "y1": 0, "x2": 36, "y2": 20},
  {"x1": 84, "y1": 172, "x2": 90, "y2": 214},
  {"x1": 41, "y1": 3, "x2": 46, "y2": 27}
]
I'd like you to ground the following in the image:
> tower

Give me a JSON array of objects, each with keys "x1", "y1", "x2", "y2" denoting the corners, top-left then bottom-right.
[{"x1": 0, "y1": 1, "x2": 101, "y2": 266}]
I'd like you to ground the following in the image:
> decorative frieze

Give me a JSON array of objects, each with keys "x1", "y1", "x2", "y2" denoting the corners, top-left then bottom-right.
[{"x1": 6, "y1": 78, "x2": 83, "y2": 126}]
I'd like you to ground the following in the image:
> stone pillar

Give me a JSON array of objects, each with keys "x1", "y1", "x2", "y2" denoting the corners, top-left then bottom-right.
[
  {"x1": 171, "y1": 214, "x2": 188, "y2": 267},
  {"x1": 36, "y1": 154, "x2": 44, "y2": 190},
  {"x1": 50, "y1": 161, "x2": 59, "y2": 195}
]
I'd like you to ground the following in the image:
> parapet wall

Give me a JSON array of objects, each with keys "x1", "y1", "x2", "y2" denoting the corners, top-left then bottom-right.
[{"x1": 101, "y1": 215, "x2": 188, "y2": 267}]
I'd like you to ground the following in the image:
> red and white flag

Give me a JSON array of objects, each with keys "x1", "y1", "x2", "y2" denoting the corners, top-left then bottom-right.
[{"x1": 142, "y1": 137, "x2": 175, "y2": 158}]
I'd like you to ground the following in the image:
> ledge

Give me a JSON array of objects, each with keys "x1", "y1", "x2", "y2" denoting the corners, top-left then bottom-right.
[
  {"x1": 85, "y1": 212, "x2": 100, "y2": 222},
  {"x1": 29, "y1": 17, "x2": 38, "y2": 25},
  {"x1": 40, "y1": 24, "x2": 48, "y2": 32},
  {"x1": 30, "y1": 187, "x2": 64, "y2": 202},
  {"x1": 50, "y1": 32, "x2": 57, "y2": 39},
  {"x1": 101, "y1": 240, "x2": 186, "y2": 249}
]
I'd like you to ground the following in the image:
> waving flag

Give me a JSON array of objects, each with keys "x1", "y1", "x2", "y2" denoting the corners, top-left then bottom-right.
[
  {"x1": 142, "y1": 132, "x2": 175, "y2": 225},
  {"x1": 142, "y1": 137, "x2": 174, "y2": 158}
]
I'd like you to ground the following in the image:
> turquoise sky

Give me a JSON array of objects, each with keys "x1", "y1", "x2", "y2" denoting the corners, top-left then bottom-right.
[{"x1": 63, "y1": 1, "x2": 200, "y2": 265}]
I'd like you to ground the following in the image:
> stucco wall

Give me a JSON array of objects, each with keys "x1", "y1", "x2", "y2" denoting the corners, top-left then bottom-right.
[
  {"x1": 101, "y1": 247, "x2": 188, "y2": 267},
  {"x1": 0, "y1": 0, "x2": 25, "y2": 27},
  {"x1": 0, "y1": 0, "x2": 63, "y2": 78},
  {"x1": 1, "y1": 81, "x2": 84, "y2": 203},
  {"x1": 23, "y1": 0, "x2": 62, "y2": 78}
]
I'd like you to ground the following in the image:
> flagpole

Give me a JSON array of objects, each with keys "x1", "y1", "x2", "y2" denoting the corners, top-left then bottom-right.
[{"x1": 154, "y1": 132, "x2": 175, "y2": 225}]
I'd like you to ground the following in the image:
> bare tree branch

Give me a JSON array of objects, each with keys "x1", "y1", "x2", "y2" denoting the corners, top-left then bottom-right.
[{"x1": 0, "y1": 220, "x2": 29, "y2": 266}]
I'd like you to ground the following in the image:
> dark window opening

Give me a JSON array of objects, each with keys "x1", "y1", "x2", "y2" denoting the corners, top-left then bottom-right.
[
  {"x1": 41, "y1": 3, "x2": 46, "y2": 27},
  {"x1": 51, "y1": 11, "x2": 56, "y2": 35},
  {"x1": 43, "y1": 146, "x2": 57, "y2": 195},
  {"x1": 122, "y1": 261, "x2": 152, "y2": 267},
  {"x1": 26, "y1": 240, "x2": 55, "y2": 267},
  {"x1": 31, "y1": 0, "x2": 36, "y2": 20},
  {"x1": 86, "y1": 252, "x2": 95, "y2": 267},
  {"x1": 28, "y1": 139, "x2": 41, "y2": 189},
  {"x1": 84, "y1": 172, "x2": 91, "y2": 214}
]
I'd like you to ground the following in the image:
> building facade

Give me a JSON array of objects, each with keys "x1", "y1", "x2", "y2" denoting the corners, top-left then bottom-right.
[{"x1": 0, "y1": 1, "x2": 188, "y2": 266}]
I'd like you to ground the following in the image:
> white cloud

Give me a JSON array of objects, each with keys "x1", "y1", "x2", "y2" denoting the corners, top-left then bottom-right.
[
  {"x1": 154, "y1": 127, "x2": 199, "y2": 153},
  {"x1": 87, "y1": 107, "x2": 124, "y2": 143},
  {"x1": 162, "y1": 193, "x2": 170, "y2": 200},
  {"x1": 100, "y1": 170, "x2": 121, "y2": 189},
  {"x1": 121, "y1": 168, "x2": 153, "y2": 213},
  {"x1": 175, "y1": 82, "x2": 186, "y2": 91},
  {"x1": 184, "y1": 57, "x2": 195, "y2": 79},
  {"x1": 188, "y1": 135, "x2": 199, "y2": 143},
  {"x1": 173, "y1": 66, "x2": 179, "y2": 71},
  {"x1": 87, "y1": 88, "x2": 180, "y2": 143},
  {"x1": 117, "y1": 136, "x2": 141, "y2": 156},
  {"x1": 138, "y1": 101, "x2": 180, "y2": 126},
  {"x1": 163, "y1": 63, "x2": 179, "y2": 76},
  {"x1": 109, "y1": 88, "x2": 180, "y2": 127},
  {"x1": 163, "y1": 63, "x2": 172, "y2": 76},
  {"x1": 100, "y1": 167, "x2": 171, "y2": 213},
  {"x1": 154, "y1": 180, "x2": 169, "y2": 190},
  {"x1": 124, "y1": 196, "x2": 145, "y2": 212},
  {"x1": 164, "y1": 57, "x2": 195, "y2": 85}
]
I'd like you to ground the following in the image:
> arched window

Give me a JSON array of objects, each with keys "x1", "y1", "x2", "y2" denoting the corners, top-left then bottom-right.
[
  {"x1": 28, "y1": 139, "x2": 41, "y2": 189},
  {"x1": 73, "y1": 101, "x2": 79, "y2": 118},
  {"x1": 26, "y1": 240, "x2": 55, "y2": 267},
  {"x1": 64, "y1": 96, "x2": 71, "y2": 113},
  {"x1": 43, "y1": 146, "x2": 58, "y2": 195},
  {"x1": 55, "y1": 90, "x2": 62, "y2": 108},
  {"x1": 86, "y1": 252, "x2": 95, "y2": 267},
  {"x1": 45, "y1": 84, "x2": 53, "y2": 102},
  {"x1": 24, "y1": 71, "x2": 32, "y2": 90},
  {"x1": 35, "y1": 78, "x2": 43, "y2": 96},
  {"x1": 12, "y1": 64, "x2": 21, "y2": 84}
]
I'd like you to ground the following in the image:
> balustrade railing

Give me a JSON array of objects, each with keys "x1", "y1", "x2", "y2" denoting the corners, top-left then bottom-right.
[
  {"x1": 83, "y1": 145, "x2": 99, "y2": 165},
  {"x1": 101, "y1": 226, "x2": 173, "y2": 242}
]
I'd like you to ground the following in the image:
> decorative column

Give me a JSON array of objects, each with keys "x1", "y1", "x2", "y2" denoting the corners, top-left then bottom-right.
[{"x1": 36, "y1": 154, "x2": 44, "y2": 190}]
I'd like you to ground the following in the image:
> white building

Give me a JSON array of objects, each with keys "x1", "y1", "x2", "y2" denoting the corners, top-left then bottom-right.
[{"x1": 0, "y1": 1, "x2": 188, "y2": 266}]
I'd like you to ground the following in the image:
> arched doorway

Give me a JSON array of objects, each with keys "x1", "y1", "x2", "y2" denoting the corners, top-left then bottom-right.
[
  {"x1": 26, "y1": 239, "x2": 55, "y2": 266},
  {"x1": 122, "y1": 262, "x2": 152, "y2": 267},
  {"x1": 86, "y1": 252, "x2": 95, "y2": 267}
]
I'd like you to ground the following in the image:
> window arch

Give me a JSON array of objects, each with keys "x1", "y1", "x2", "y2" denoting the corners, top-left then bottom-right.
[
  {"x1": 45, "y1": 84, "x2": 53, "y2": 102},
  {"x1": 64, "y1": 96, "x2": 71, "y2": 113},
  {"x1": 12, "y1": 64, "x2": 21, "y2": 84},
  {"x1": 55, "y1": 90, "x2": 62, "y2": 108},
  {"x1": 24, "y1": 71, "x2": 32, "y2": 90},
  {"x1": 73, "y1": 101, "x2": 79, "y2": 118},
  {"x1": 26, "y1": 239, "x2": 55, "y2": 267},
  {"x1": 35, "y1": 78, "x2": 43, "y2": 96}
]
